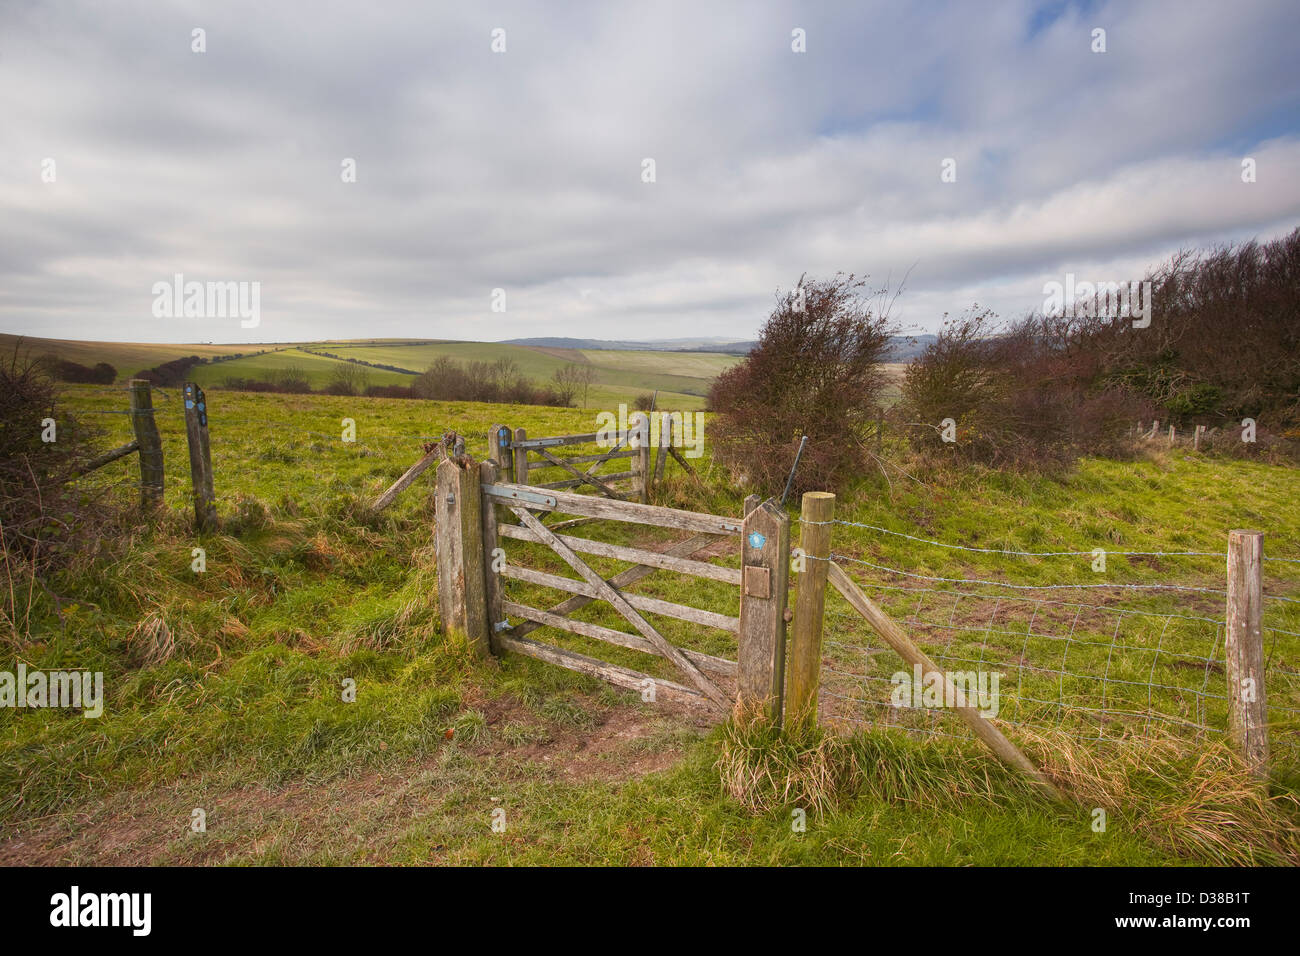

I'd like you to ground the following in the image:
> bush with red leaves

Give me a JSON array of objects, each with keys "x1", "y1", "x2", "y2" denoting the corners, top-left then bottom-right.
[{"x1": 708, "y1": 274, "x2": 896, "y2": 496}]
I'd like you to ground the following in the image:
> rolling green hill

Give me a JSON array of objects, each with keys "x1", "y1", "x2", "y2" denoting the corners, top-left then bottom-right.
[{"x1": 2, "y1": 334, "x2": 740, "y2": 411}]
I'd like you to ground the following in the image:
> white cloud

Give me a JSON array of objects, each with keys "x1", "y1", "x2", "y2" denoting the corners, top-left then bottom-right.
[{"x1": 1, "y1": 0, "x2": 1297, "y2": 343}]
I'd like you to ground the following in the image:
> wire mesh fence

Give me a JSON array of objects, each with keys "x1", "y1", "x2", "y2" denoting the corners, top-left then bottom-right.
[{"x1": 807, "y1": 518, "x2": 1300, "y2": 761}]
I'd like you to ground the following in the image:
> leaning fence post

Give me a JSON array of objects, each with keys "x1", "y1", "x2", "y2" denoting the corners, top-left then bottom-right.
[
  {"x1": 1226, "y1": 529, "x2": 1268, "y2": 776},
  {"x1": 129, "y1": 379, "x2": 164, "y2": 511},
  {"x1": 736, "y1": 499, "x2": 791, "y2": 724},
  {"x1": 182, "y1": 382, "x2": 218, "y2": 531},
  {"x1": 788, "y1": 492, "x2": 834, "y2": 728},
  {"x1": 435, "y1": 455, "x2": 490, "y2": 656}
]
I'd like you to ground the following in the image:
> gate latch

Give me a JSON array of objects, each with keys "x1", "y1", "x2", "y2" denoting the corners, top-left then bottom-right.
[{"x1": 743, "y1": 566, "x2": 771, "y2": 599}]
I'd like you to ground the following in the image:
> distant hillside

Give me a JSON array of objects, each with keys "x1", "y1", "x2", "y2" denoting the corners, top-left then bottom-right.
[
  {"x1": 885, "y1": 334, "x2": 937, "y2": 362},
  {"x1": 502, "y1": 334, "x2": 934, "y2": 360},
  {"x1": 500, "y1": 336, "x2": 754, "y2": 353}
]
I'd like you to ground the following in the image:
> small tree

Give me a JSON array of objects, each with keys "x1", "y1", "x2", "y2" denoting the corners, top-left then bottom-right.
[
  {"x1": 576, "y1": 364, "x2": 597, "y2": 408},
  {"x1": 551, "y1": 363, "x2": 585, "y2": 407},
  {"x1": 324, "y1": 361, "x2": 371, "y2": 396},
  {"x1": 709, "y1": 273, "x2": 896, "y2": 494}
]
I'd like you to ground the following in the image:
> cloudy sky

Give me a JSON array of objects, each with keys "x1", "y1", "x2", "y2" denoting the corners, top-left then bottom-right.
[{"x1": 2, "y1": 0, "x2": 1298, "y2": 344}]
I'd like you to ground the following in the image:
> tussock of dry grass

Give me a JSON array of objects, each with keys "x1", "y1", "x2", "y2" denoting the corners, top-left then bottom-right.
[
  {"x1": 127, "y1": 611, "x2": 176, "y2": 667},
  {"x1": 719, "y1": 711, "x2": 1300, "y2": 865},
  {"x1": 1018, "y1": 724, "x2": 1300, "y2": 865}
]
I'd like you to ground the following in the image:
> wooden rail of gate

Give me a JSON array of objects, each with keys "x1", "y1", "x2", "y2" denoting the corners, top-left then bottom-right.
[
  {"x1": 486, "y1": 417, "x2": 651, "y2": 504},
  {"x1": 435, "y1": 452, "x2": 790, "y2": 720}
]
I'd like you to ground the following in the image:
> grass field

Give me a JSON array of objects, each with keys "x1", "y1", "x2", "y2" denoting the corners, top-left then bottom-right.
[
  {"x1": 0, "y1": 332, "x2": 261, "y2": 372},
  {"x1": 321, "y1": 341, "x2": 737, "y2": 410},
  {"x1": 0, "y1": 334, "x2": 738, "y2": 411},
  {"x1": 2, "y1": 385, "x2": 1298, "y2": 865},
  {"x1": 189, "y1": 348, "x2": 415, "y2": 389}
]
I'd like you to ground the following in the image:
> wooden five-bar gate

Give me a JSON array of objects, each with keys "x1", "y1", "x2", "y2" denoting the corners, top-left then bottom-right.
[{"x1": 435, "y1": 442, "x2": 791, "y2": 718}]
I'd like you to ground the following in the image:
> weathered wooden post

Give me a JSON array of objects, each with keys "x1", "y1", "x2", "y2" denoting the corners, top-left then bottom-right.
[
  {"x1": 1168, "y1": 424, "x2": 1176, "y2": 446},
  {"x1": 787, "y1": 492, "x2": 834, "y2": 728},
  {"x1": 182, "y1": 382, "x2": 218, "y2": 531},
  {"x1": 631, "y1": 411, "x2": 651, "y2": 504},
  {"x1": 129, "y1": 379, "x2": 164, "y2": 511},
  {"x1": 1226, "y1": 529, "x2": 1268, "y2": 776},
  {"x1": 653, "y1": 412, "x2": 671, "y2": 486},
  {"x1": 487, "y1": 424, "x2": 511, "y2": 469},
  {"x1": 1194, "y1": 424, "x2": 1206, "y2": 451},
  {"x1": 479, "y1": 459, "x2": 506, "y2": 653},
  {"x1": 512, "y1": 427, "x2": 528, "y2": 484},
  {"x1": 736, "y1": 499, "x2": 791, "y2": 724},
  {"x1": 875, "y1": 406, "x2": 884, "y2": 456},
  {"x1": 435, "y1": 455, "x2": 490, "y2": 656}
]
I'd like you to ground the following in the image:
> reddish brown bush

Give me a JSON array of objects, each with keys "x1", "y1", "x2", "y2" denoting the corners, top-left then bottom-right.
[
  {"x1": 897, "y1": 310, "x2": 1148, "y2": 470},
  {"x1": 708, "y1": 273, "x2": 896, "y2": 495}
]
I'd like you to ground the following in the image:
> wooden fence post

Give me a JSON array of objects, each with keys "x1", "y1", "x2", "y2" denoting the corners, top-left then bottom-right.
[
  {"x1": 631, "y1": 412, "x2": 650, "y2": 504},
  {"x1": 435, "y1": 456, "x2": 490, "y2": 656},
  {"x1": 480, "y1": 459, "x2": 505, "y2": 653},
  {"x1": 512, "y1": 427, "x2": 528, "y2": 484},
  {"x1": 182, "y1": 382, "x2": 217, "y2": 531},
  {"x1": 736, "y1": 499, "x2": 790, "y2": 724},
  {"x1": 653, "y1": 413, "x2": 671, "y2": 486},
  {"x1": 129, "y1": 379, "x2": 164, "y2": 511},
  {"x1": 1226, "y1": 529, "x2": 1268, "y2": 776},
  {"x1": 488, "y1": 423, "x2": 511, "y2": 468},
  {"x1": 787, "y1": 492, "x2": 834, "y2": 728},
  {"x1": 875, "y1": 406, "x2": 884, "y2": 456}
]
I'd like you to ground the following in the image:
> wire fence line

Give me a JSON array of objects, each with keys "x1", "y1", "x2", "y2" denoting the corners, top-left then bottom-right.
[
  {"x1": 71, "y1": 397, "x2": 460, "y2": 515},
  {"x1": 802, "y1": 517, "x2": 1300, "y2": 755}
]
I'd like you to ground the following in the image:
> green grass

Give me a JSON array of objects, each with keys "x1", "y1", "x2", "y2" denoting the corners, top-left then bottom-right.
[
  {"x1": 189, "y1": 348, "x2": 414, "y2": 389},
  {"x1": 2, "y1": 385, "x2": 1297, "y2": 865}
]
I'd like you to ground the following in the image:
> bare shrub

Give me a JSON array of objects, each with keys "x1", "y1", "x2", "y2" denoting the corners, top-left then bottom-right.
[
  {"x1": 708, "y1": 273, "x2": 896, "y2": 495},
  {"x1": 551, "y1": 363, "x2": 587, "y2": 407},
  {"x1": 323, "y1": 361, "x2": 371, "y2": 396},
  {"x1": 898, "y1": 310, "x2": 1148, "y2": 470},
  {"x1": 0, "y1": 347, "x2": 108, "y2": 565}
]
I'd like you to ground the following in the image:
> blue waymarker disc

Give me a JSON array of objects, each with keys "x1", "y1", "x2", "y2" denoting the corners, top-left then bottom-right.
[
  {"x1": 184, "y1": 400, "x2": 194, "y2": 409},
  {"x1": 748, "y1": 531, "x2": 766, "y2": 549}
]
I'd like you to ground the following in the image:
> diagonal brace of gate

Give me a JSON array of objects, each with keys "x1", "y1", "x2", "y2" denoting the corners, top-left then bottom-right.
[
  {"x1": 508, "y1": 532, "x2": 724, "y2": 640},
  {"x1": 508, "y1": 506, "x2": 730, "y2": 709},
  {"x1": 532, "y1": 446, "x2": 628, "y2": 500}
]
